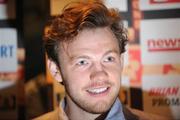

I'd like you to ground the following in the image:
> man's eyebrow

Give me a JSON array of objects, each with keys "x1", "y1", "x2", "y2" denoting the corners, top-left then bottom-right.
[
  {"x1": 70, "y1": 55, "x2": 90, "y2": 61},
  {"x1": 104, "y1": 49, "x2": 119, "y2": 56},
  {"x1": 69, "y1": 49, "x2": 119, "y2": 61}
]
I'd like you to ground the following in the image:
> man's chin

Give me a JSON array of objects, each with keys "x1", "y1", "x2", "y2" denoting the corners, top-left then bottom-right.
[{"x1": 83, "y1": 101, "x2": 112, "y2": 114}]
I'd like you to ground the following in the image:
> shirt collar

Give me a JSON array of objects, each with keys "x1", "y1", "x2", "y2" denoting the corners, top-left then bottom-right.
[{"x1": 105, "y1": 98, "x2": 125, "y2": 120}]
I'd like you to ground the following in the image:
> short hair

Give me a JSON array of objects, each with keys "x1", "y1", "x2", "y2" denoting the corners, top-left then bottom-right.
[{"x1": 44, "y1": 1, "x2": 128, "y2": 66}]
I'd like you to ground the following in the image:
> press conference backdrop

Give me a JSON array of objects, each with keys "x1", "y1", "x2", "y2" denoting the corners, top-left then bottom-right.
[
  {"x1": 50, "y1": 0, "x2": 180, "y2": 119},
  {"x1": 0, "y1": 0, "x2": 180, "y2": 120}
]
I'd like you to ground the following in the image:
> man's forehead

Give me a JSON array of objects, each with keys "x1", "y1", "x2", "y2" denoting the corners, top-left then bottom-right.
[{"x1": 58, "y1": 27, "x2": 119, "y2": 53}]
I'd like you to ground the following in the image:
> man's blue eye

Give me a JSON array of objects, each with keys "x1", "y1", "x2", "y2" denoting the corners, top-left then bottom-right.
[
  {"x1": 104, "y1": 56, "x2": 115, "y2": 62},
  {"x1": 77, "y1": 60, "x2": 88, "y2": 65}
]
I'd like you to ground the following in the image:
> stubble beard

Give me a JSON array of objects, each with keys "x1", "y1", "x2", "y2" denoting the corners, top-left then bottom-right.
[{"x1": 65, "y1": 84, "x2": 120, "y2": 114}]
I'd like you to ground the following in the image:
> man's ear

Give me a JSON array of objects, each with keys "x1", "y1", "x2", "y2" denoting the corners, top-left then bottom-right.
[{"x1": 47, "y1": 59, "x2": 62, "y2": 82}]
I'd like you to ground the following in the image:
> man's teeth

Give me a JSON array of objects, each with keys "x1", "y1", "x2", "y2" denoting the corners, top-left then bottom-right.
[{"x1": 87, "y1": 87, "x2": 108, "y2": 94}]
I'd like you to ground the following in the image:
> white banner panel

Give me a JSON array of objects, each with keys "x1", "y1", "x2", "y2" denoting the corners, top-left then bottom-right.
[
  {"x1": 0, "y1": 80, "x2": 16, "y2": 90},
  {"x1": 140, "y1": 18, "x2": 180, "y2": 65},
  {"x1": 140, "y1": 0, "x2": 180, "y2": 11},
  {"x1": 123, "y1": 45, "x2": 129, "y2": 67},
  {"x1": 0, "y1": 28, "x2": 17, "y2": 72},
  {"x1": 0, "y1": 0, "x2": 16, "y2": 20},
  {"x1": 104, "y1": 0, "x2": 128, "y2": 12},
  {"x1": 142, "y1": 75, "x2": 180, "y2": 119},
  {"x1": 121, "y1": 76, "x2": 130, "y2": 87},
  {"x1": 0, "y1": 3, "x2": 6, "y2": 19}
]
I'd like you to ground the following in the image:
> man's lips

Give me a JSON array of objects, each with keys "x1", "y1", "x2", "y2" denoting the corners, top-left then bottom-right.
[
  {"x1": 86, "y1": 86, "x2": 110, "y2": 94},
  {"x1": 87, "y1": 87, "x2": 107, "y2": 93},
  {"x1": 84, "y1": 81, "x2": 112, "y2": 95}
]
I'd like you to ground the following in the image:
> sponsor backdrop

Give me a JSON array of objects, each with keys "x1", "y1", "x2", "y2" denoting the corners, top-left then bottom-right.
[
  {"x1": 49, "y1": 0, "x2": 180, "y2": 119},
  {"x1": 0, "y1": 0, "x2": 25, "y2": 120}
]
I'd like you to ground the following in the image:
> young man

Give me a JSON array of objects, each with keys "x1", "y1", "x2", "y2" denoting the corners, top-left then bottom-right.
[{"x1": 34, "y1": 1, "x2": 168, "y2": 120}]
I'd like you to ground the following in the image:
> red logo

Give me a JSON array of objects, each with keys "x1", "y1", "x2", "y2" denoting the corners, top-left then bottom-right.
[
  {"x1": 150, "y1": 0, "x2": 180, "y2": 4},
  {"x1": 147, "y1": 38, "x2": 180, "y2": 52},
  {"x1": 149, "y1": 86, "x2": 179, "y2": 96}
]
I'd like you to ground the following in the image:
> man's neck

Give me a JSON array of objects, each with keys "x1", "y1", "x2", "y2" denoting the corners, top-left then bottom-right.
[{"x1": 64, "y1": 96, "x2": 102, "y2": 120}]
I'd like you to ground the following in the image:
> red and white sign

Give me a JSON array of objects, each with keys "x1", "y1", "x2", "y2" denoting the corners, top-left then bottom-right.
[
  {"x1": 142, "y1": 75, "x2": 180, "y2": 119},
  {"x1": 140, "y1": 0, "x2": 180, "y2": 10},
  {"x1": 140, "y1": 18, "x2": 180, "y2": 65},
  {"x1": 0, "y1": 28, "x2": 17, "y2": 72},
  {"x1": 128, "y1": 45, "x2": 142, "y2": 87},
  {"x1": 104, "y1": 0, "x2": 128, "y2": 12},
  {"x1": 121, "y1": 20, "x2": 129, "y2": 87}
]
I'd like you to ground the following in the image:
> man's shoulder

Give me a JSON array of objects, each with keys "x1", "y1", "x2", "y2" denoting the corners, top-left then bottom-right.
[{"x1": 33, "y1": 109, "x2": 59, "y2": 120}]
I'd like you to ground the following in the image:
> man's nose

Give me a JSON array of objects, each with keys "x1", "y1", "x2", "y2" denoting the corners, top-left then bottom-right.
[{"x1": 90, "y1": 63, "x2": 108, "y2": 81}]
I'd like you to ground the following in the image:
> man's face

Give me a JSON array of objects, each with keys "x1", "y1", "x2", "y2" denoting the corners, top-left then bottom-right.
[{"x1": 58, "y1": 27, "x2": 123, "y2": 114}]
